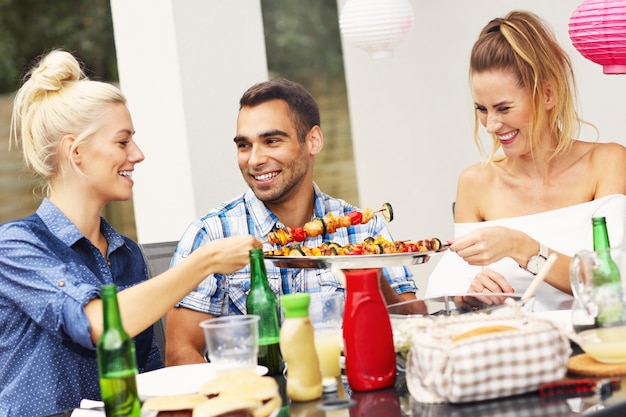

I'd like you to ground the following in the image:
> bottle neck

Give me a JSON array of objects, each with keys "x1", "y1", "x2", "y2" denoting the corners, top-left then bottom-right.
[
  {"x1": 101, "y1": 286, "x2": 124, "y2": 331},
  {"x1": 250, "y1": 252, "x2": 270, "y2": 289},
  {"x1": 592, "y1": 218, "x2": 611, "y2": 251}
]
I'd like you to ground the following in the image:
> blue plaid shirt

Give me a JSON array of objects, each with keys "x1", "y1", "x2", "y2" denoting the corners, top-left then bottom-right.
[
  {"x1": 173, "y1": 184, "x2": 416, "y2": 316},
  {"x1": 0, "y1": 199, "x2": 162, "y2": 417}
]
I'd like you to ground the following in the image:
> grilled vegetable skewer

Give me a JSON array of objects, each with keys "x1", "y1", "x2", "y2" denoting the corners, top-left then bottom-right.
[
  {"x1": 266, "y1": 203, "x2": 393, "y2": 246},
  {"x1": 266, "y1": 235, "x2": 443, "y2": 257}
]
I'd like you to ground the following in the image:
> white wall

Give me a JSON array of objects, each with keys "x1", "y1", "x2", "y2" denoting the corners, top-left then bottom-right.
[{"x1": 339, "y1": 0, "x2": 626, "y2": 296}]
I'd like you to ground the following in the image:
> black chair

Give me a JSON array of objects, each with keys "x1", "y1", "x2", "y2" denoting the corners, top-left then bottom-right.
[{"x1": 139, "y1": 240, "x2": 178, "y2": 364}]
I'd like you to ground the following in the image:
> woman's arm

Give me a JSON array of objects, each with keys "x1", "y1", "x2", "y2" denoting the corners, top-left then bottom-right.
[{"x1": 84, "y1": 235, "x2": 260, "y2": 343}]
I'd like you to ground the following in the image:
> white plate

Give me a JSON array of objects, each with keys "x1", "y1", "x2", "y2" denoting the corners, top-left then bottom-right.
[
  {"x1": 265, "y1": 246, "x2": 449, "y2": 269},
  {"x1": 137, "y1": 364, "x2": 268, "y2": 400}
]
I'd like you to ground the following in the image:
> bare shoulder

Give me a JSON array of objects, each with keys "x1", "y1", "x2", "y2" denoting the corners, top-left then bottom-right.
[
  {"x1": 455, "y1": 162, "x2": 496, "y2": 222},
  {"x1": 585, "y1": 141, "x2": 626, "y2": 195},
  {"x1": 589, "y1": 141, "x2": 626, "y2": 160},
  {"x1": 457, "y1": 161, "x2": 495, "y2": 189}
]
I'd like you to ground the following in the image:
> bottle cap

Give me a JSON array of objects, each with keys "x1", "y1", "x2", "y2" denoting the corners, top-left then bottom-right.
[{"x1": 280, "y1": 293, "x2": 310, "y2": 318}]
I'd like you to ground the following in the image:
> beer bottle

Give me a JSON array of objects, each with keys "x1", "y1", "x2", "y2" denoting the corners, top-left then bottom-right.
[
  {"x1": 97, "y1": 284, "x2": 141, "y2": 417},
  {"x1": 591, "y1": 217, "x2": 624, "y2": 326},
  {"x1": 246, "y1": 248, "x2": 284, "y2": 375}
]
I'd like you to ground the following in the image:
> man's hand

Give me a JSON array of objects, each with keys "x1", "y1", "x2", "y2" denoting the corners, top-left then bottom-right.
[{"x1": 165, "y1": 307, "x2": 214, "y2": 366}]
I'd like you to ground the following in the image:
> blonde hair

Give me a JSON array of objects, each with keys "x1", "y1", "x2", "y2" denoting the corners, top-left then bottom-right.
[
  {"x1": 469, "y1": 10, "x2": 592, "y2": 163},
  {"x1": 10, "y1": 49, "x2": 126, "y2": 196}
]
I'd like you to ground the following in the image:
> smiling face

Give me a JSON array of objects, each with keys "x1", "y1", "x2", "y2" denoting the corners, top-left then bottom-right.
[
  {"x1": 235, "y1": 99, "x2": 320, "y2": 206},
  {"x1": 74, "y1": 103, "x2": 144, "y2": 204},
  {"x1": 472, "y1": 70, "x2": 534, "y2": 158}
]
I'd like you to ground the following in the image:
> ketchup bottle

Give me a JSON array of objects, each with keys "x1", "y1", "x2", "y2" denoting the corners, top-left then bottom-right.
[{"x1": 343, "y1": 268, "x2": 396, "y2": 391}]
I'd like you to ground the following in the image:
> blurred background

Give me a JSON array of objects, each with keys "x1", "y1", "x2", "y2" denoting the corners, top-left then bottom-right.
[{"x1": 0, "y1": 0, "x2": 355, "y2": 241}]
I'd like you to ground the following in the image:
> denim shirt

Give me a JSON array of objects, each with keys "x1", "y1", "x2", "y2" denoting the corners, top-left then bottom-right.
[{"x1": 0, "y1": 199, "x2": 162, "y2": 417}]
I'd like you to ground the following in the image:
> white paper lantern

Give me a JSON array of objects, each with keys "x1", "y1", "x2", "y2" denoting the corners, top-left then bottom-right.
[{"x1": 339, "y1": 0, "x2": 415, "y2": 59}]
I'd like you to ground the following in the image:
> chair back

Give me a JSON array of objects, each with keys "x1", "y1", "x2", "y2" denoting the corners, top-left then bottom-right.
[{"x1": 139, "y1": 241, "x2": 178, "y2": 363}]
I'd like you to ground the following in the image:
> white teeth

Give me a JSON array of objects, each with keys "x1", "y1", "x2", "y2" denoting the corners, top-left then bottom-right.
[
  {"x1": 119, "y1": 171, "x2": 132, "y2": 179},
  {"x1": 498, "y1": 130, "x2": 518, "y2": 141},
  {"x1": 254, "y1": 172, "x2": 278, "y2": 181}
]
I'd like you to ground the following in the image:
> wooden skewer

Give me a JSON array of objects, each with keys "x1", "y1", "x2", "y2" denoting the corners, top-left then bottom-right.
[{"x1": 521, "y1": 253, "x2": 558, "y2": 302}]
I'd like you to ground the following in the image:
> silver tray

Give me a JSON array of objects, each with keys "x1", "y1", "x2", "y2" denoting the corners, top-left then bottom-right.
[{"x1": 264, "y1": 246, "x2": 449, "y2": 269}]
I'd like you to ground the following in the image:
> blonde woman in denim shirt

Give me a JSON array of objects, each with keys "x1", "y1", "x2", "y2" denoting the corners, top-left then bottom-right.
[{"x1": 0, "y1": 49, "x2": 260, "y2": 417}]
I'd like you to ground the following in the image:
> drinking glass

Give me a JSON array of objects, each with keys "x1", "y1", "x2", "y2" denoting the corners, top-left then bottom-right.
[
  {"x1": 570, "y1": 246, "x2": 626, "y2": 363},
  {"x1": 200, "y1": 315, "x2": 260, "y2": 372},
  {"x1": 308, "y1": 292, "x2": 344, "y2": 380}
]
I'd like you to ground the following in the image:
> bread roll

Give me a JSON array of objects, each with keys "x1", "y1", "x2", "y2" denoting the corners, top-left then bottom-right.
[
  {"x1": 143, "y1": 369, "x2": 281, "y2": 417},
  {"x1": 452, "y1": 325, "x2": 518, "y2": 342},
  {"x1": 200, "y1": 370, "x2": 278, "y2": 400},
  {"x1": 143, "y1": 393, "x2": 209, "y2": 411},
  {"x1": 192, "y1": 396, "x2": 261, "y2": 417}
]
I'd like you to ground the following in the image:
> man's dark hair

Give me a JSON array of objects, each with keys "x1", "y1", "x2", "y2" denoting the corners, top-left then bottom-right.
[{"x1": 239, "y1": 78, "x2": 320, "y2": 142}]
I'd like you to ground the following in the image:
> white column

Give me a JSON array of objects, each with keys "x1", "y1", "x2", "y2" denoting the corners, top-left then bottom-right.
[{"x1": 110, "y1": 0, "x2": 268, "y2": 243}]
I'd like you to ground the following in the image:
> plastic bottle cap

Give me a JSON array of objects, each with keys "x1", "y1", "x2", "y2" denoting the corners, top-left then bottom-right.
[{"x1": 280, "y1": 293, "x2": 310, "y2": 318}]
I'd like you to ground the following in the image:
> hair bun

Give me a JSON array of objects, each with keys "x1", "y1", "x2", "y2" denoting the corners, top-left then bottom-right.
[{"x1": 28, "y1": 50, "x2": 84, "y2": 93}]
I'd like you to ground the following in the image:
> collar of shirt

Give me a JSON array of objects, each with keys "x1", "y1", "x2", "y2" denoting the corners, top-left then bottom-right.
[
  {"x1": 243, "y1": 182, "x2": 331, "y2": 236},
  {"x1": 37, "y1": 198, "x2": 127, "y2": 256}
]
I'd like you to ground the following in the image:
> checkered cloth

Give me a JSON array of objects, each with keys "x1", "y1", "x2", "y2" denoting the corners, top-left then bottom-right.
[{"x1": 406, "y1": 311, "x2": 572, "y2": 403}]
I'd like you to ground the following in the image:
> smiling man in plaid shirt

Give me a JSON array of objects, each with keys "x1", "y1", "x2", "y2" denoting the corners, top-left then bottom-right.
[{"x1": 166, "y1": 79, "x2": 422, "y2": 366}]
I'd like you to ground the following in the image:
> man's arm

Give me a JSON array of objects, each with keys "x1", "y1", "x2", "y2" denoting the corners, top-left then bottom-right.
[
  {"x1": 378, "y1": 271, "x2": 427, "y2": 313},
  {"x1": 165, "y1": 307, "x2": 214, "y2": 366}
]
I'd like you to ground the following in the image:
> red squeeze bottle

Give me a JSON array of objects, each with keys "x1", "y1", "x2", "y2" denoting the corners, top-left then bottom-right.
[{"x1": 343, "y1": 268, "x2": 396, "y2": 391}]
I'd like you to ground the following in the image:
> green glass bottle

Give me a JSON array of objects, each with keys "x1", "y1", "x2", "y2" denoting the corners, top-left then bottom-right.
[
  {"x1": 591, "y1": 217, "x2": 624, "y2": 326},
  {"x1": 97, "y1": 284, "x2": 141, "y2": 417},
  {"x1": 246, "y1": 248, "x2": 285, "y2": 375}
]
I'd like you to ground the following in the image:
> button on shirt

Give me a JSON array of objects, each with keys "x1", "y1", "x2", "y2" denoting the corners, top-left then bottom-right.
[
  {"x1": 0, "y1": 199, "x2": 162, "y2": 417},
  {"x1": 173, "y1": 184, "x2": 417, "y2": 316}
]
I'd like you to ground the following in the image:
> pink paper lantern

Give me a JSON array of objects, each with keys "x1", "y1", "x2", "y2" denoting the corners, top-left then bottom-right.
[{"x1": 569, "y1": 0, "x2": 626, "y2": 74}]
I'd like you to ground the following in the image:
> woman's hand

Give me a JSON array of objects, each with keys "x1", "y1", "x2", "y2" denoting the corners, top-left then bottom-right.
[
  {"x1": 449, "y1": 226, "x2": 522, "y2": 266},
  {"x1": 201, "y1": 235, "x2": 262, "y2": 274},
  {"x1": 468, "y1": 268, "x2": 514, "y2": 294},
  {"x1": 458, "y1": 268, "x2": 515, "y2": 308}
]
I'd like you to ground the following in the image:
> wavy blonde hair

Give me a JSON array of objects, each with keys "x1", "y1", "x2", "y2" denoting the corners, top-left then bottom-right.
[
  {"x1": 469, "y1": 10, "x2": 592, "y2": 163},
  {"x1": 10, "y1": 49, "x2": 126, "y2": 196}
]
